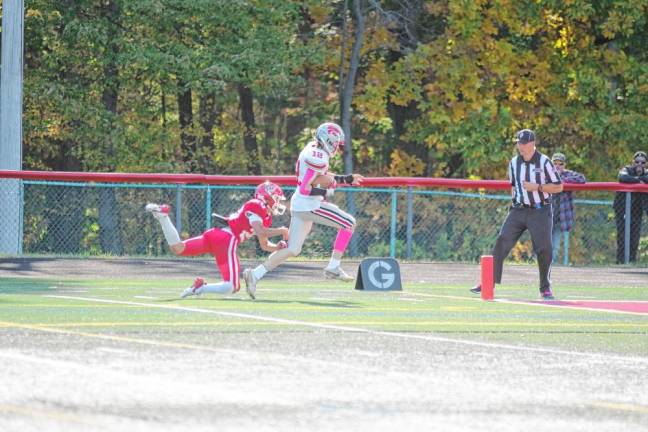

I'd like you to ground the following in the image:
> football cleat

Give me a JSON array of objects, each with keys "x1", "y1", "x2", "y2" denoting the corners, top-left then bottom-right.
[
  {"x1": 323, "y1": 266, "x2": 354, "y2": 282},
  {"x1": 242, "y1": 268, "x2": 257, "y2": 300},
  {"x1": 181, "y1": 277, "x2": 205, "y2": 299},
  {"x1": 145, "y1": 203, "x2": 170, "y2": 219},
  {"x1": 541, "y1": 290, "x2": 555, "y2": 301}
]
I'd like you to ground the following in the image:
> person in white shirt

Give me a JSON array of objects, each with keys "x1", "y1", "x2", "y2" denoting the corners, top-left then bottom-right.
[{"x1": 242, "y1": 122, "x2": 364, "y2": 297}]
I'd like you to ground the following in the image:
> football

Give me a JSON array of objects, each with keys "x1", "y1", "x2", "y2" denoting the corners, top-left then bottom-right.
[{"x1": 312, "y1": 173, "x2": 335, "y2": 188}]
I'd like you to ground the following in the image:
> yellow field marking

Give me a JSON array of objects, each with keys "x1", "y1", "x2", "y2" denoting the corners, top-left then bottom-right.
[
  {"x1": 326, "y1": 323, "x2": 648, "y2": 329},
  {"x1": 3, "y1": 303, "x2": 470, "y2": 312},
  {"x1": 588, "y1": 401, "x2": 648, "y2": 414},
  {"x1": 0, "y1": 302, "x2": 551, "y2": 313},
  {"x1": 0, "y1": 320, "x2": 394, "y2": 376},
  {"x1": 0, "y1": 320, "x2": 259, "y2": 354},
  {"x1": 441, "y1": 306, "x2": 478, "y2": 312},
  {"x1": 319, "y1": 322, "x2": 648, "y2": 328},
  {"x1": 1, "y1": 320, "x2": 647, "y2": 329},
  {"x1": 409, "y1": 292, "x2": 482, "y2": 301},
  {"x1": 38, "y1": 295, "x2": 648, "y2": 364},
  {"x1": 5, "y1": 303, "x2": 445, "y2": 311},
  {"x1": 0, "y1": 321, "x2": 232, "y2": 328},
  {"x1": 0, "y1": 304, "x2": 137, "y2": 308},
  {"x1": 0, "y1": 403, "x2": 88, "y2": 424}
]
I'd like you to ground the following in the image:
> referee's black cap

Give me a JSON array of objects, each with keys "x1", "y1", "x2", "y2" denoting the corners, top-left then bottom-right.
[{"x1": 515, "y1": 129, "x2": 535, "y2": 144}]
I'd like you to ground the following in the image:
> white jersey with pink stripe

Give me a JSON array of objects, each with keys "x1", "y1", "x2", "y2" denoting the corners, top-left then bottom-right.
[{"x1": 291, "y1": 141, "x2": 330, "y2": 212}]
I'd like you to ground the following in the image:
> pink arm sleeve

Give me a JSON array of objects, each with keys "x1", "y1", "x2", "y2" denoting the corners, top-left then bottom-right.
[{"x1": 298, "y1": 168, "x2": 318, "y2": 195}]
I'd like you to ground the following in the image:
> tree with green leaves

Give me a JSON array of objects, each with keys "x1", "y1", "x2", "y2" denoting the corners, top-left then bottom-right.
[{"x1": 17, "y1": 0, "x2": 648, "y2": 182}]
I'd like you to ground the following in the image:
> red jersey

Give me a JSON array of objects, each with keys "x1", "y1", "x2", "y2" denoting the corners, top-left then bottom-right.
[{"x1": 227, "y1": 199, "x2": 272, "y2": 242}]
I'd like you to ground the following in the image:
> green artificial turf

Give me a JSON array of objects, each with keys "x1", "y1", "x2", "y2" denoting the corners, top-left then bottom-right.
[{"x1": 1, "y1": 277, "x2": 647, "y2": 356}]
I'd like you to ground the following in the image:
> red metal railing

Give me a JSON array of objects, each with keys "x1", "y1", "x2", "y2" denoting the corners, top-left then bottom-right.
[{"x1": 1, "y1": 169, "x2": 648, "y2": 192}]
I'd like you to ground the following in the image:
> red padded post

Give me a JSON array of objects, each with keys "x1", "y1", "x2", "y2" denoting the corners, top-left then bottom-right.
[{"x1": 480, "y1": 255, "x2": 494, "y2": 301}]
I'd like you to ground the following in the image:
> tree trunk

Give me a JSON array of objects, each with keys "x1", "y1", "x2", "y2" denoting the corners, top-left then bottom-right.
[
  {"x1": 98, "y1": 0, "x2": 123, "y2": 255},
  {"x1": 177, "y1": 82, "x2": 197, "y2": 172},
  {"x1": 198, "y1": 92, "x2": 219, "y2": 173},
  {"x1": 262, "y1": 100, "x2": 278, "y2": 160},
  {"x1": 387, "y1": 98, "x2": 425, "y2": 170},
  {"x1": 238, "y1": 83, "x2": 261, "y2": 174},
  {"x1": 46, "y1": 138, "x2": 81, "y2": 171},
  {"x1": 339, "y1": 0, "x2": 365, "y2": 175},
  {"x1": 40, "y1": 185, "x2": 84, "y2": 254},
  {"x1": 338, "y1": 0, "x2": 365, "y2": 257},
  {"x1": 284, "y1": 6, "x2": 315, "y2": 147}
]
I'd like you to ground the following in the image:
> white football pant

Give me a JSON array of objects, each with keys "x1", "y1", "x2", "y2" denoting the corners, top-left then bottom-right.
[{"x1": 262, "y1": 201, "x2": 356, "y2": 272}]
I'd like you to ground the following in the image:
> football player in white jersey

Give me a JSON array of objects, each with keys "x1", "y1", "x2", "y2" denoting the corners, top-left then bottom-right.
[{"x1": 242, "y1": 122, "x2": 364, "y2": 297}]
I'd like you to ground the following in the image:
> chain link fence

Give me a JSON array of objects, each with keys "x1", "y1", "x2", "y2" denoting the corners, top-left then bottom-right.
[{"x1": 1, "y1": 180, "x2": 647, "y2": 266}]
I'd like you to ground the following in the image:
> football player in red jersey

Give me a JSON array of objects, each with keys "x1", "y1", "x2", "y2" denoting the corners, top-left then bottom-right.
[
  {"x1": 146, "y1": 182, "x2": 289, "y2": 299},
  {"x1": 242, "y1": 122, "x2": 363, "y2": 297}
]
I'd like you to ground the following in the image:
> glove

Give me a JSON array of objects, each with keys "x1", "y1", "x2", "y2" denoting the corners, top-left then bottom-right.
[{"x1": 325, "y1": 188, "x2": 335, "y2": 198}]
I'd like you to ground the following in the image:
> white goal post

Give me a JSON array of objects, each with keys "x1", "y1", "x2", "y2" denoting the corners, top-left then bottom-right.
[{"x1": 0, "y1": 0, "x2": 24, "y2": 254}]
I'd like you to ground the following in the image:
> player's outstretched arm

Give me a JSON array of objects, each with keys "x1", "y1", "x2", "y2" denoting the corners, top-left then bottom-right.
[
  {"x1": 257, "y1": 235, "x2": 288, "y2": 252},
  {"x1": 351, "y1": 174, "x2": 364, "y2": 185},
  {"x1": 251, "y1": 221, "x2": 289, "y2": 240},
  {"x1": 251, "y1": 218, "x2": 289, "y2": 252},
  {"x1": 332, "y1": 174, "x2": 364, "y2": 186}
]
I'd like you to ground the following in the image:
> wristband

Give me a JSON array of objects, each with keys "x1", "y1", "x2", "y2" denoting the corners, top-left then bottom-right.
[
  {"x1": 310, "y1": 187, "x2": 328, "y2": 197},
  {"x1": 334, "y1": 174, "x2": 354, "y2": 184}
]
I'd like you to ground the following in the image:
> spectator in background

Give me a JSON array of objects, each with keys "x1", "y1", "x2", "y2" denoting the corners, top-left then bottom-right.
[
  {"x1": 551, "y1": 153, "x2": 586, "y2": 264},
  {"x1": 613, "y1": 151, "x2": 648, "y2": 264}
]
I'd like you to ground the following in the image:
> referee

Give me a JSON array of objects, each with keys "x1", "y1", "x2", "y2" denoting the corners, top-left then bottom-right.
[{"x1": 471, "y1": 129, "x2": 563, "y2": 299}]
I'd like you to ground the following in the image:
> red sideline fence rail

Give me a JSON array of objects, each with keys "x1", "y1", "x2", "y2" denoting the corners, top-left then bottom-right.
[
  {"x1": 2, "y1": 170, "x2": 648, "y2": 192},
  {"x1": 0, "y1": 170, "x2": 647, "y2": 266}
]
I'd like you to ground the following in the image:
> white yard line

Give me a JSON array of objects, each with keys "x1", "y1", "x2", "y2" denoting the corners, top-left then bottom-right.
[
  {"x1": 408, "y1": 292, "x2": 484, "y2": 301},
  {"x1": 410, "y1": 292, "x2": 648, "y2": 316},
  {"x1": 495, "y1": 299, "x2": 648, "y2": 316},
  {"x1": 397, "y1": 297, "x2": 425, "y2": 302},
  {"x1": 1, "y1": 318, "x2": 415, "y2": 379},
  {"x1": 45, "y1": 295, "x2": 648, "y2": 364}
]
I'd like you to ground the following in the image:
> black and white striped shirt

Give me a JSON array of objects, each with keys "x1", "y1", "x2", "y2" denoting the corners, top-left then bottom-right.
[{"x1": 509, "y1": 151, "x2": 562, "y2": 206}]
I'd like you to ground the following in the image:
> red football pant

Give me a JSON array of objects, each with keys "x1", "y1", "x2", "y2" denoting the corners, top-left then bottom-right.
[{"x1": 180, "y1": 228, "x2": 240, "y2": 291}]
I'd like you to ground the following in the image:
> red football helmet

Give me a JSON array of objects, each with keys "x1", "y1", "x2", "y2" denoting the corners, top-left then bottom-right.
[
  {"x1": 255, "y1": 181, "x2": 286, "y2": 215},
  {"x1": 315, "y1": 122, "x2": 345, "y2": 156}
]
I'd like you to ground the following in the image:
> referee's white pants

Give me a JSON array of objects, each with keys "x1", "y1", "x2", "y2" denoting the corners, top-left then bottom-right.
[{"x1": 262, "y1": 202, "x2": 356, "y2": 272}]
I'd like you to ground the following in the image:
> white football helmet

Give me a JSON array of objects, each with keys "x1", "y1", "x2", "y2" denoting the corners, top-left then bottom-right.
[{"x1": 315, "y1": 122, "x2": 345, "y2": 156}]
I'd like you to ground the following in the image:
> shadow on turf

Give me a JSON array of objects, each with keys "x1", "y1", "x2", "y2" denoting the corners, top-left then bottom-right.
[
  {"x1": 0, "y1": 277, "x2": 58, "y2": 294},
  {"x1": 155, "y1": 297, "x2": 362, "y2": 308},
  {"x1": 0, "y1": 257, "x2": 58, "y2": 274}
]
